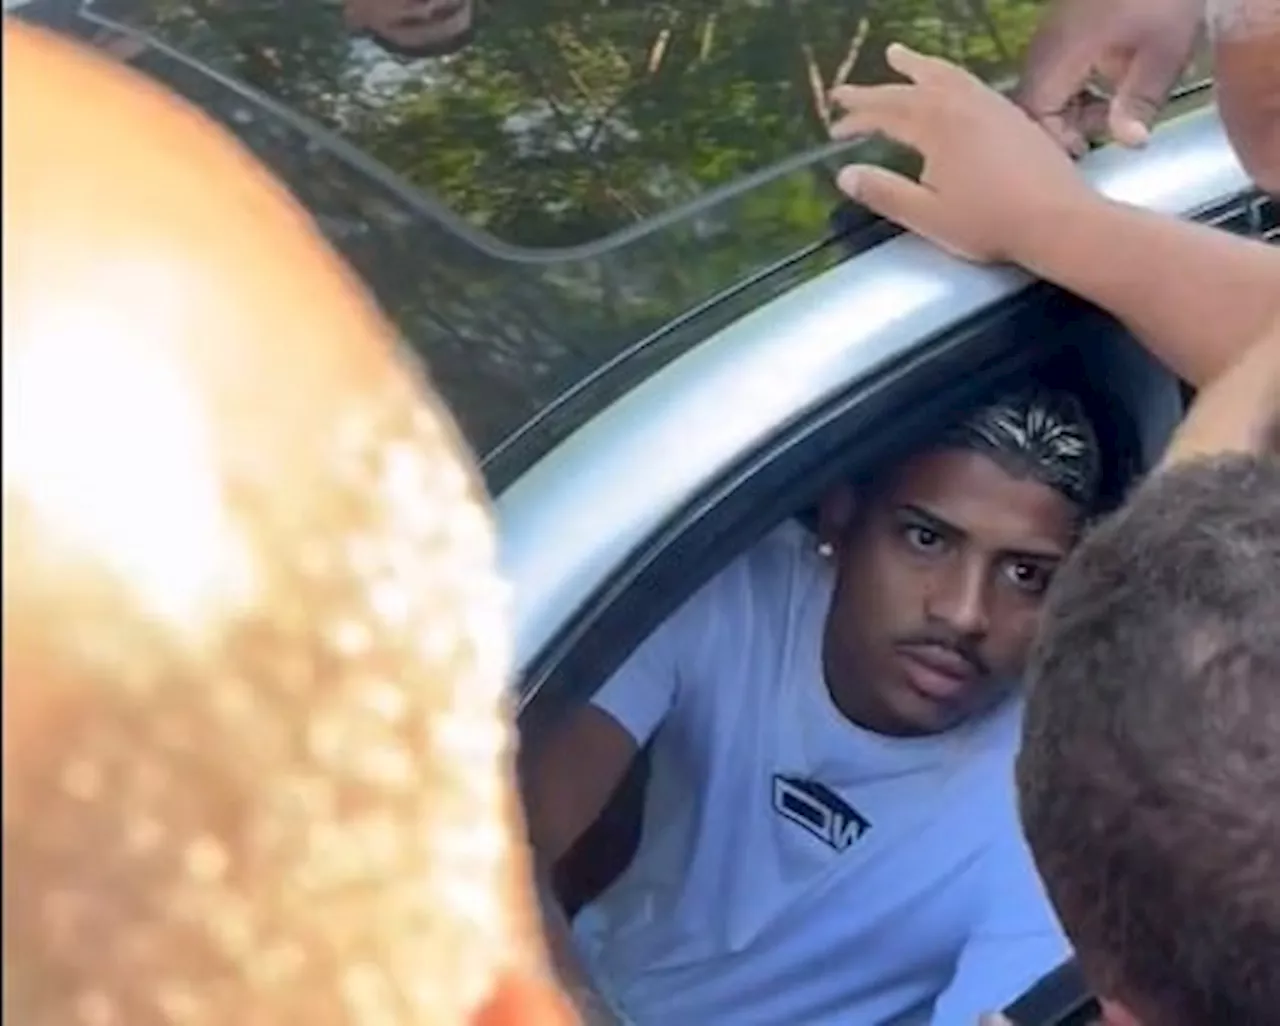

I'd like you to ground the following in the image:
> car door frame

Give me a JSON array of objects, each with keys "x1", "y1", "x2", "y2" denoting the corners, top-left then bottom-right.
[
  {"x1": 498, "y1": 103, "x2": 1252, "y2": 735},
  {"x1": 498, "y1": 106, "x2": 1269, "y2": 1024}
]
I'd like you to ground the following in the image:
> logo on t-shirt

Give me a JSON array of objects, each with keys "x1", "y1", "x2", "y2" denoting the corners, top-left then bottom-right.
[{"x1": 772, "y1": 774, "x2": 872, "y2": 852}]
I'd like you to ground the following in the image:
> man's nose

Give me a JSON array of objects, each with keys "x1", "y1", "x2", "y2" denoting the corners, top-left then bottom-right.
[{"x1": 926, "y1": 559, "x2": 991, "y2": 639}]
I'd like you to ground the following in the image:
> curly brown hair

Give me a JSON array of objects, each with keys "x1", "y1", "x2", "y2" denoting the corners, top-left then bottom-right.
[{"x1": 1018, "y1": 453, "x2": 1280, "y2": 1025}]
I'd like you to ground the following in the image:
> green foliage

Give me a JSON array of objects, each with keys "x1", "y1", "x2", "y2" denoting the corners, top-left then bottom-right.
[{"x1": 80, "y1": 0, "x2": 1083, "y2": 457}]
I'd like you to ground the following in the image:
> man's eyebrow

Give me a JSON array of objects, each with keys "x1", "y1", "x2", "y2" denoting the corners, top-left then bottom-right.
[
  {"x1": 897, "y1": 503, "x2": 1068, "y2": 561},
  {"x1": 897, "y1": 503, "x2": 963, "y2": 537},
  {"x1": 1006, "y1": 546, "x2": 1067, "y2": 564}
]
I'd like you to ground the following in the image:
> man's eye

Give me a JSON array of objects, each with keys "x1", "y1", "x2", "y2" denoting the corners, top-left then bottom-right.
[
  {"x1": 903, "y1": 524, "x2": 945, "y2": 552},
  {"x1": 1005, "y1": 561, "x2": 1052, "y2": 595}
]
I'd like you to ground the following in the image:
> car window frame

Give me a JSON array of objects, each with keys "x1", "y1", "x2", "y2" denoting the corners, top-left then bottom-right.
[
  {"x1": 516, "y1": 196, "x2": 1274, "y2": 1026},
  {"x1": 515, "y1": 277, "x2": 1178, "y2": 741},
  {"x1": 498, "y1": 104, "x2": 1252, "y2": 706},
  {"x1": 514, "y1": 182, "x2": 1277, "y2": 741}
]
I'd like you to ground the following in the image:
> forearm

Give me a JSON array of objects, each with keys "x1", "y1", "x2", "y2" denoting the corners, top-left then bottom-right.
[
  {"x1": 1011, "y1": 191, "x2": 1280, "y2": 387},
  {"x1": 532, "y1": 860, "x2": 625, "y2": 1026},
  {"x1": 1160, "y1": 317, "x2": 1280, "y2": 465}
]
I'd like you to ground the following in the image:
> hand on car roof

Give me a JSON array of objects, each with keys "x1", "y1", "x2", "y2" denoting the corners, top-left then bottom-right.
[
  {"x1": 1014, "y1": 0, "x2": 1203, "y2": 155},
  {"x1": 829, "y1": 40, "x2": 1280, "y2": 461},
  {"x1": 828, "y1": 44, "x2": 1091, "y2": 265}
]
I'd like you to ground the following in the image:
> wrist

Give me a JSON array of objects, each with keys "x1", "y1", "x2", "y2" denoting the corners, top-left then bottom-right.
[{"x1": 1003, "y1": 185, "x2": 1113, "y2": 276}]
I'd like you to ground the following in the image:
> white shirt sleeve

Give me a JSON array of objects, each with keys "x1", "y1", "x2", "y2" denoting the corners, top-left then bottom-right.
[
  {"x1": 589, "y1": 567, "x2": 729, "y2": 747},
  {"x1": 927, "y1": 820, "x2": 1073, "y2": 1026}
]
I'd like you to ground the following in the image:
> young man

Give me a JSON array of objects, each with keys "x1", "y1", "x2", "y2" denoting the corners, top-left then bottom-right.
[
  {"x1": 4, "y1": 19, "x2": 566, "y2": 1026},
  {"x1": 524, "y1": 389, "x2": 1104, "y2": 1025}
]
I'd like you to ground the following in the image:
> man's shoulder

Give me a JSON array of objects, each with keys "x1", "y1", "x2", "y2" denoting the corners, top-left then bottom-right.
[
  {"x1": 675, "y1": 519, "x2": 817, "y2": 618},
  {"x1": 645, "y1": 521, "x2": 824, "y2": 714},
  {"x1": 726, "y1": 519, "x2": 821, "y2": 593}
]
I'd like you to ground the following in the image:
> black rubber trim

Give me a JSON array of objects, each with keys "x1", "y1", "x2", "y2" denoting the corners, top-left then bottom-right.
[{"x1": 1004, "y1": 959, "x2": 1098, "y2": 1026}]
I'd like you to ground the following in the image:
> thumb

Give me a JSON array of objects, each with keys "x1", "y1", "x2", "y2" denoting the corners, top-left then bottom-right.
[
  {"x1": 837, "y1": 164, "x2": 935, "y2": 234},
  {"x1": 1109, "y1": 47, "x2": 1184, "y2": 147}
]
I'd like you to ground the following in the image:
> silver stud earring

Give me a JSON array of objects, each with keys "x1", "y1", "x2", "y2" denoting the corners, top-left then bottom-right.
[{"x1": 816, "y1": 541, "x2": 834, "y2": 560}]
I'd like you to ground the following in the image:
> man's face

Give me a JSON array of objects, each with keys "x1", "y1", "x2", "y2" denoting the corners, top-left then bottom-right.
[
  {"x1": 1210, "y1": 0, "x2": 1280, "y2": 193},
  {"x1": 819, "y1": 449, "x2": 1082, "y2": 736},
  {"x1": 345, "y1": 0, "x2": 473, "y2": 56}
]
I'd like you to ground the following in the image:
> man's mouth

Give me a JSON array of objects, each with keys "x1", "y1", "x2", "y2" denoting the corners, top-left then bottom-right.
[{"x1": 894, "y1": 643, "x2": 981, "y2": 701}]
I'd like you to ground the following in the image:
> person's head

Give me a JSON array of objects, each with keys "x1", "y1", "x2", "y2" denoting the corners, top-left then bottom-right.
[
  {"x1": 817, "y1": 387, "x2": 1101, "y2": 737},
  {"x1": 3, "y1": 18, "x2": 569, "y2": 1026},
  {"x1": 344, "y1": 0, "x2": 475, "y2": 59},
  {"x1": 1018, "y1": 453, "x2": 1280, "y2": 1026},
  {"x1": 1208, "y1": 0, "x2": 1280, "y2": 194}
]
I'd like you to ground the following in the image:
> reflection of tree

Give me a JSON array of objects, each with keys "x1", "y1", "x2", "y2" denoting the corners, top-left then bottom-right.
[
  {"x1": 65, "y1": 0, "x2": 1076, "y2": 467},
  {"x1": 104, "y1": 0, "x2": 1052, "y2": 250}
]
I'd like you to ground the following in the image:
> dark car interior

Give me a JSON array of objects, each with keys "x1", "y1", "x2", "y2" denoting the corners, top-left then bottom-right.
[{"x1": 517, "y1": 187, "x2": 1275, "y2": 1026}]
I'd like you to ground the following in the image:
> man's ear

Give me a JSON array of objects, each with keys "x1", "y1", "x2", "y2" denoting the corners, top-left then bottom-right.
[
  {"x1": 473, "y1": 971, "x2": 579, "y2": 1026},
  {"x1": 816, "y1": 482, "x2": 858, "y2": 553}
]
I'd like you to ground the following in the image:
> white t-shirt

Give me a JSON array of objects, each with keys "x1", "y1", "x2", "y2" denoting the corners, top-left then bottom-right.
[{"x1": 572, "y1": 522, "x2": 1069, "y2": 1026}]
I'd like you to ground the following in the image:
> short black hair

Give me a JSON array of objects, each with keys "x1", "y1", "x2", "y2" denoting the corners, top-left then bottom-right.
[
  {"x1": 1018, "y1": 453, "x2": 1280, "y2": 1025},
  {"x1": 934, "y1": 385, "x2": 1103, "y2": 511}
]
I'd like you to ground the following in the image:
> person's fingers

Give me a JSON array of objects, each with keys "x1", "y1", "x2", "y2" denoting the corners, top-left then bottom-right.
[
  {"x1": 977, "y1": 1014, "x2": 1013, "y2": 1026},
  {"x1": 836, "y1": 164, "x2": 936, "y2": 234},
  {"x1": 884, "y1": 42, "x2": 963, "y2": 86},
  {"x1": 1023, "y1": 68, "x2": 1114, "y2": 156},
  {"x1": 830, "y1": 83, "x2": 917, "y2": 120},
  {"x1": 1015, "y1": 37, "x2": 1096, "y2": 126},
  {"x1": 829, "y1": 85, "x2": 924, "y2": 148},
  {"x1": 1013, "y1": 26, "x2": 1096, "y2": 154},
  {"x1": 1109, "y1": 45, "x2": 1187, "y2": 146},
  {"x1": 1075, "y1": 91, "x2": 1113, "y2": 144},
  {"x1": 1031, "y1": 109, "x2": 1090, "y2": 156}
]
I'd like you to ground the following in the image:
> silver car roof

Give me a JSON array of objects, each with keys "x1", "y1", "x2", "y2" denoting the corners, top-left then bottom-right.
[{"x1": 498, "y1": 105, "x2": 1252, "y2": 675}]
